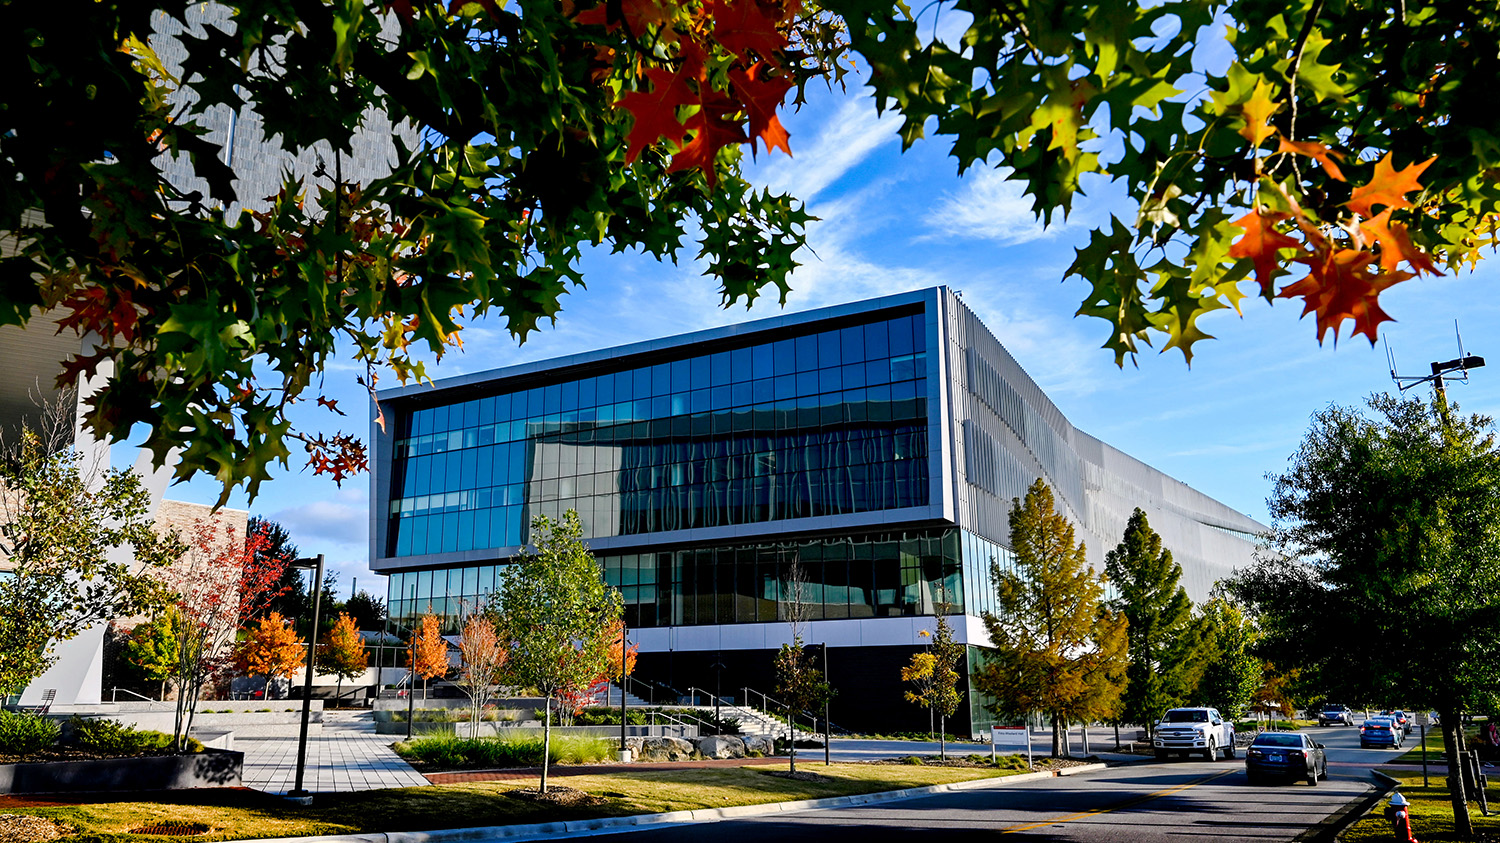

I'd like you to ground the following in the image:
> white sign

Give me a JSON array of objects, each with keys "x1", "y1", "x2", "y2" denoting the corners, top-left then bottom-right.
[
  {"x1": 991, "y1": 727, "x2": 1030, "y2": 747},
  {"x1": 1416, "y1": 712, "x2": 1431, "y2": 727}
]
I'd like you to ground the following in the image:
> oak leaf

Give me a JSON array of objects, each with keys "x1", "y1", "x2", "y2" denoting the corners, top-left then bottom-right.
[
  {"x1": 617, "y1": 66, "x2": 694, "y2": 163},
  {"x1": 1228, "y1": 209, "x2": 1302, "y2": 297},
  {"x1": 1276, "y1": 137, "x2": 1346, "y2": 182},
  {"x1": 1345, "y1": 152, "x2": 1435, "y2": 219},
  {"x1": 1238, "y1": 82, "x2": 1278, "y2": 146},
  {"x1": 1279, "y1": 247, "x2": 1409, "y2": 344},
  {"x1": 667, "y1": 97, "x2": 749, "y2": 184},
  {"x1": 709, "y1": 0, "x2": 786, "y2": 62},
  {"x1": 1359, "y1": 209, "x2": 1440, "y2": 276},
  {"x1": 729, "y1": 61, "x2": 793, "y2": 157}
]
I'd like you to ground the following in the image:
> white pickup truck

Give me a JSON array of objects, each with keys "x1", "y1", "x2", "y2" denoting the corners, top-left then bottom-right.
[{"x1": 1153, "y1": 707, "x2": 1236, "y2": 760}]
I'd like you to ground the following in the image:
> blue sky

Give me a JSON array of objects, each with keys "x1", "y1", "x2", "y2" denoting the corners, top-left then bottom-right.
[{"x1": 154, "y1": 62, "x2": 1500, "y2": 600}]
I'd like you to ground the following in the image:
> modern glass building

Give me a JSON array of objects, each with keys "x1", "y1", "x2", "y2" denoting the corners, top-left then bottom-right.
[{"x1": 370, "y1": 288, "x2": 1264, "y2": 733}]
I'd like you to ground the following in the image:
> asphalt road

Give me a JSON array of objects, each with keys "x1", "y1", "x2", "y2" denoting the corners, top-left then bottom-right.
[{"x1": 582, "y1": 725, "x2": 1388, "y2": 842}]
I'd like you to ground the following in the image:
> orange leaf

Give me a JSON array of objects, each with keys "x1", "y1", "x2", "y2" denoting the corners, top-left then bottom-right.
[
  {"x1": 1276, "y1": 137, "x2": 1346, "y2": 182},
  {"x1": 667, "y1": 99, "x2": 748, "y2": 184},
  {"x1": 1359, "y1": 209, "x2": 1440, "y2": 276},
  {"x1": 1228, "y1": 209, "x2": 1303, "y2": 298},
  {"x1": 617, "y1": 66, "x2": 694, "y2": 163},
  {"x1": 1238, "y1": 83, "x2": 1278, "y2": 147},
  {"x1": 709, "y1": 0, "x2": 787, "y2": 62},
  {"x1": 729, "y1": 61, "x2": 793, "y2": 157},
  {"x1": 1278, "y1": 247, "x2": 1410, "y2": 344},
  {"x1": 1344, "y1": 152, "x2": 1435, "y2": 219}
]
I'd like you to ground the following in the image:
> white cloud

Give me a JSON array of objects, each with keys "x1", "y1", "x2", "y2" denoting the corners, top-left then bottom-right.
[
  {"x1": 271, "y1": 485, "x2": 368, "y2": 552},
  {"x1": 923, "y1": 167, "x2": 1063, "y2": 246},
  {"x1": 758, "y1": 98, "x2": 901, "y2": 203}
]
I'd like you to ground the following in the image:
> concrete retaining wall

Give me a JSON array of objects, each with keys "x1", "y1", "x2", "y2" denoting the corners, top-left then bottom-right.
[{"x1": 0, "y1": 748, "x2": 243, "y2": 794}]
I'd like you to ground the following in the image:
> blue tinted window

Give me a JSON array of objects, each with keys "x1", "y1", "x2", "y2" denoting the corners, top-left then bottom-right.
[
  {"x1": 795, "y1": 334, "x2": 817, "y2": 369},
  {"x1": 671, "y1": 359, "x2": 692, "y2": 392},
  {"x1": 709, "y1": 351, "x2": 731, "y2": 386},
  {"x1": 752, "y1": 379, "x2": 774, "y2": 403},
  {"x1": 690, "y1": 355, "x2": 710, "y2": 388},
  {"x1": 731, "y1": 347, "x2": 752, "y2": 382},
  {"x1": 595, "y1": 374, "x2": 614, "y2": 405},
  {"x1": 818, "y1": 332, "x2": 840, "y2": 368},
  {"x1": 796, "y1": 371, "x2": 819, "y2": 396},
  {"x1": 461, "y1": 401, "x2": 478, "y2": 428},
  {"x1": 652, "y1": 363, "x2": 671, "y2": 395},
  {"x1": 866, "y1": 359, "x2": 889, "y2": 385},
  {"x1": 752, "y1": 344, "x2": 774, "y2": 379},
  {"x1": 819, "y1": 367, "x2": 843, "y2": 393},
  {"x1": 840, "y1": 325, "x2": 865, "y2": 363},
  {"x1": 478, "y1": 397, "x2": 496, "y2": 426},
  {"x1": 561, "y1": 380, "x2": 579, "y2": 412},
  {"x1": 579, "y1": 377, "x2": 597, "y2": 408},
  {"x1": 891, "y1": 316, "x2": 916, "y2": 356},
  {"x1": 634, "y1": 367, "x2": 652, "y2": 397},
  {"x1": 772, "y1": 339, "x2": 796, "y2": 375},
  {"x1": 543, "y1": 384, "x2": 561, "y2": 415},
  {"x1": 866, "y1": 321, "x2": 890, "y2": 358}
]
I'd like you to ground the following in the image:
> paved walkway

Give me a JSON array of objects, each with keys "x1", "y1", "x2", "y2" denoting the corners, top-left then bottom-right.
[{"x1": 239, "y1": 710, "x2": 429, "y2": 794}]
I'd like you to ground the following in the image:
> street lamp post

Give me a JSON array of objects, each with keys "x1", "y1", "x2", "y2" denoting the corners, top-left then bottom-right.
[
  {"x1": 286, "y1": 554, "x2": 325, "y2": 804},
  {"x1": 619, "y1": 625, "x2": 629, "y2": 762},
  {"x1": 406, "y1": 585, "x2": 416, "y2": 741}
]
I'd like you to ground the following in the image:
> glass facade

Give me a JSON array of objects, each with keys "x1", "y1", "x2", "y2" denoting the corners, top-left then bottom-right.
[
  {"x1": 386, "y1": 311, "x2": 930, "y2": 556},
  {"x1": 385, "y1": 528, "x2": 967, "y2": 634}
]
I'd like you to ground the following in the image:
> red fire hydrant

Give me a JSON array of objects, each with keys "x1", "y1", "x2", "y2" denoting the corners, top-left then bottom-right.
[{"x1": 1384, "y1": 792, "x2": 1417, "y2": 842}]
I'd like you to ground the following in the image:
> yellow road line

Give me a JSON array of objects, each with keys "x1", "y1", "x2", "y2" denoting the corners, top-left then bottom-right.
[{"x1": 1000, "y1": 769, "x2": 1237, "y2": 834}]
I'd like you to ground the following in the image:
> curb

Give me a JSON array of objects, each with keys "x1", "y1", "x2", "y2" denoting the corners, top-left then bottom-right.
[
  {"x1": 1291, "y1": 769, "x2": 1397, "y2": 843},
  {"x1": 236, "y1": 763, "x2": 1109, "y2": 843}
]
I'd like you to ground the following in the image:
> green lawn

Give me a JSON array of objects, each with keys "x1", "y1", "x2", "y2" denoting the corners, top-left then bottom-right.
[
  {"x1": 5, "y1": 763, "x2": 1028, "y2": 843},
  {"x1": 1341, "y1": 768, "x2": 1500, "y2": 842}
]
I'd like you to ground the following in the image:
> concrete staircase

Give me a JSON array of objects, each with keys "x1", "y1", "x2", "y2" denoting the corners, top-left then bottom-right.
[{"x1": 593, "y1": 684, "x2": 650, "y2": 707}]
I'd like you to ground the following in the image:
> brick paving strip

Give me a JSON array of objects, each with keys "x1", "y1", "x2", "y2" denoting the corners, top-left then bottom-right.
[{"x1": 424, "y1": 756, "x2": 786, "y2": 784}]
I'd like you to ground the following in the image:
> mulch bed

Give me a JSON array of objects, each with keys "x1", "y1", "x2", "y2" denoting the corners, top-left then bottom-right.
[
  {"x1": 0, "y1": 814, "x2": 68, "y2": 843},
  {"x1": 505, "y1": 786, "x2": 610, "y2": 808}
]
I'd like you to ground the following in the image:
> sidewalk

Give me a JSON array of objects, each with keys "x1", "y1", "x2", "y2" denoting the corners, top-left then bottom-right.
[{"x1": 239, "y1": 710, "x2": 428, "y2": 794}]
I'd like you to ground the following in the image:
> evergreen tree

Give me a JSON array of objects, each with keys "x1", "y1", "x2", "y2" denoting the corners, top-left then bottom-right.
[
  {"x1": 247, "y1": 516, "x2": 305, "y2": 625},
  {"x1": 974, "y1": 479, "x2": 1128, "y2": 757},
  {"x1": 1105, "y1": 508, "x2": 1210, "y2": 735},
  {"x1": 1196, "y1": 595, "x2": 1261, "y2": 722},
  {"x1": 344, "y1": 590, "x2": 387, "y2": 630}
]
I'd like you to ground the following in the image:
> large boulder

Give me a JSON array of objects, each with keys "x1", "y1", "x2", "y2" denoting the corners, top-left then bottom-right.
[
  {"x1": 697, "y1": 735, "x2": 746, "y2": 759},
  {"x1": 742, "y1": 735, "x2": 775, "y2": 756},
  {"x1": 626, "y1": 736, "x2": 696, "y2": 762}
]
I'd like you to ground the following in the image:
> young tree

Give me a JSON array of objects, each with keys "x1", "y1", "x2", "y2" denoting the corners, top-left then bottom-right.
[
  {"x1": 237, "y1": 612, "x2": 306, "y2": 702},
  {"x1": 123, "y1": 610, "x2": 183, "y2": 701},
  {"x1": 498, "y1": 511, "x2": 620, "y2": 793},
  {"x1": 974, "y1": 479, "x2": 1128, "y2": 757},
  {"x1": 0, "y1": 408, "x2": 183, "y2": 696},
  {"x1": 1229, "y1": 393, "x2": 1500, "y2": 837},
  {"x1": 315, "y1": 612, "x2": 368, "y2": 703},
  {"x1": 773, "y1": 559, "x2": 834, "y2": 774},
  {"x1": 901, "y1": 615, "x2": 963, "y2": 760},
  {"x1": 407, "y1": 613, "x2": 448, "y2": 702},
  {"x1": 1105, "y1": 509, "x2": 1211, "y2": 735},
  {"x1": 454, "y1": 612, "x2": 508, "y2": 738},
  {"x1": 164, "y1": 518, "x2": 291, "y2": 750},
  {"x1": 1196, "y1": 595, "x2": 1261, "y2": 722}
]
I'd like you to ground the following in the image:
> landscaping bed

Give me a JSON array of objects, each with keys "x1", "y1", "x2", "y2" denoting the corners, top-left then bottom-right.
[{"x1": 1340, "y1": 767, "x2": 1500, "y2": 842}]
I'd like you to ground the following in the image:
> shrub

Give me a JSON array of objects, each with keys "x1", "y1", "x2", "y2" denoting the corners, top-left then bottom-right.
[
  {"x1": 68, "y1": 718, "x2": 202, "y2": 755},
  {"x1": 901, "y1": 755, "x2": 925, "y2": 765},
  {"x1": 392, "y1": 733, "x2": 614, "y2": 768},
  {"x1": 0, "y1": 711, "x2": 60, "y2": 757}
]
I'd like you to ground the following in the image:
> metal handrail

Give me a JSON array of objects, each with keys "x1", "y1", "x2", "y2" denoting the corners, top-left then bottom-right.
[
  {"x1": 108, "y1": 687, "x2": 161, "y2": 704},
  {"x1": 687, "y1": 686, "x2": 793, "y2": 737},
  {"x1": 734, "y1": 685, "x2": 849, "y2": 738}
]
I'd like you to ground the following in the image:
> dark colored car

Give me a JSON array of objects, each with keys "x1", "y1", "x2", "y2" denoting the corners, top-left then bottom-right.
[
  {"x1": 1361, "y1": 718, "x2": 1402, "y2": 748},
  {"x1": 1319, "y1": 704, "x2": 1355, "y2": 726},
  {"x1": 1245, "y1": 732, "x2": 1327, "y2": 785}
]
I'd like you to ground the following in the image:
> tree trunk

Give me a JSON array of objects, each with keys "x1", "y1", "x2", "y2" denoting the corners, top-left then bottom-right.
[
  {"x1": 1051, "y1": 712, "x2": 1062, "y2": 757},
  {"x1": 541, "y1": 695, "x2": 552, "y2": 794},
  {"x1": 1082, "y1": 723, "x2": 1090, "y2": 756},
  {"x1": 264, "y1": 674, "x2": 272, "y2": 702},
  {"x1": 789, "y1": 706, "x2": 797, "y2": 774},
  {"x1": 1113, "y1": 721, "x2": 1120, "y2": 750},
  {"x1": 1440, "y1": 709, "x2": 1473, "y2": 839},
  {"x1": 336, "y1": 675, "x2": 343, "y2": 705}
]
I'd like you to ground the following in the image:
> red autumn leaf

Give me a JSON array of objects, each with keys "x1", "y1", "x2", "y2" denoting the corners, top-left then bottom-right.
[
  {"x1": 709, "y1": 0, "x2": 787, "y2": 62},
  {"x1": 1276, "y1": 137, "x2": 1346, "y2": 182},
  {"x1": 385, "y1": 0, "x2": 416, "y2": 23},
  {"x1": 1344, "y1": 152, "x2": 1435, "y2": 219},
  {"x1": 317, "y1": 395, "x2": 346, "y2": 416},
  {"x1": 1279, "y1": 247, "x2": 1410, "y2": 344},
  {"x1": 729, "y1": 61, "x2": 793, "y2": 157},
  {"x1": 1359, "y1": 209, "x2": 1440, "y2": 276},
  {"x1": 617, "y1": 66, "x2": 695, "y2": 163},
  {"x1": 1228, "y1": 209, "x2": 1302, "y2": 297},
  {"x1": 667, "y1": 96, "x2": 748, "y2": 184}
]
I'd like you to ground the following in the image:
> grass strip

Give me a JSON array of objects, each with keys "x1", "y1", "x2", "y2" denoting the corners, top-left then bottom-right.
[
  {"x1": 3, "y1": 763, "x2": 1026, "y2": 843},
  {"x1": 1340, "y1": 767, "x2": 1500, "y2": 842}
]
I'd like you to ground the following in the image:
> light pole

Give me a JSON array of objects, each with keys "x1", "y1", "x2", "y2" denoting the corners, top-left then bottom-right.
[
  {"x1": 710, "y1": 653, "x2": 726, "y2": 733},
  {"x1": 406, "y1": 585, "x2": 416, "y2": 741},
  {"x1": 619, "y1": 624, "x2": 629, "y2": 762},
  {"x1": 286, "y1": 554, "x2": 324, "y2": 804}
]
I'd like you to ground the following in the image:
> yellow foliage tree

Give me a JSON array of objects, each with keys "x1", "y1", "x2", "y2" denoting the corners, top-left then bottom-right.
[
  {"x1": 315, "y1": 612, "x2": 367, "y2": 703},
  {"x1": 237, "y1": 612, "x2": 304, "y2": 701}
]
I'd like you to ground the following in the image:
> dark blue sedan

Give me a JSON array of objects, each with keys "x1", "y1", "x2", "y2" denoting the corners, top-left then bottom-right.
[
  {"x1": 1245, "y1": 732, "x2": 1327, "y2": 785},
  {"x1": 1361, "y1": 718, "x2": 1402, "y2": 748}
]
